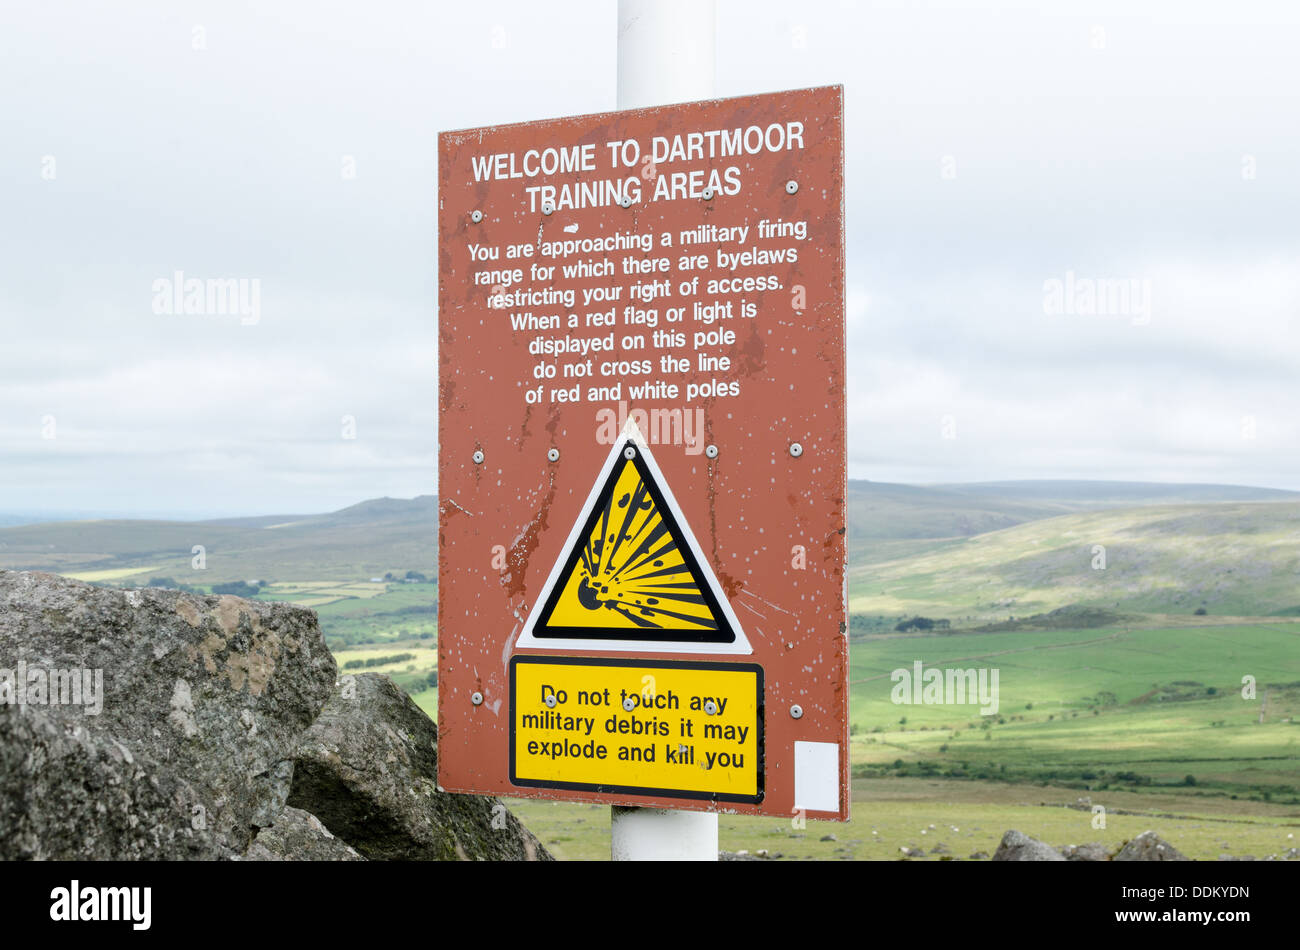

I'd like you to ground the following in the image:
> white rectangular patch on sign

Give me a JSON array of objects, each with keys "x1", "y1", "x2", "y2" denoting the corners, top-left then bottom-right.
[{"x1": 794, "y1": 740, "x2": 840, "y2": 813}]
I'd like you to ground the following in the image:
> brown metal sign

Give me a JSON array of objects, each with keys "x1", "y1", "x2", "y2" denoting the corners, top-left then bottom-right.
[{"x1": 437, "y1": 86, "x2": 846, "y2": 820}]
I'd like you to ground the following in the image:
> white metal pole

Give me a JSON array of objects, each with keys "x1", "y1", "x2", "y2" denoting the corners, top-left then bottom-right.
[
  {"x1": 612, "y1": 0, "x2": 719, "y2": 862},
  {"x1": 611, "y1": 805, "x2": 719, "y2": 861},
  {"x1": 617, "y1": 0, "x2": 716, "y2": 109}
]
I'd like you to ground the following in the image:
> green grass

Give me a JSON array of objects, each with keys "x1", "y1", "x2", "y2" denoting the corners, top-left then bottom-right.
[
  {"x1": 507, "y1": 778, "x2": 1300, "y2": 861},
  {"x1": 410, "y1": 688, "x2": 437, "y2": 719}
]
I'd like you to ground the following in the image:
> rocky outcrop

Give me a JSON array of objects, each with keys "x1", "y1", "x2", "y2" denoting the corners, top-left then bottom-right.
[
  {"x1": 243, "y1": 806, "x2": 363, "y2": 861},
  {"x1": 992, "y1": 829, "x2": 1066, "y2": 861},
  {"x1": 1059, "y1": 842, "x2": 1111, "y2": 861},
  {"x1": 1113, "y1": 831, "x2": 1188, "y2": 861},
  {"x1": 0, "y1": 571, "x2": 336, "y2": 858},
  {"x1": 0, "y1": 699, "x2": 223, "y2": 859},
  {"x1": 287, "y1": 673, "x2": 550, "y2": 861},
  {"x1": 0, "y1": 571, "x2": 545, "y2": 861}
]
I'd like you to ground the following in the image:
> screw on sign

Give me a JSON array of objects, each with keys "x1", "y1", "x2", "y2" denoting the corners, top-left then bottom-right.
[{"x1": 437, "y1": 86, "x2": 847, "y2": 821}]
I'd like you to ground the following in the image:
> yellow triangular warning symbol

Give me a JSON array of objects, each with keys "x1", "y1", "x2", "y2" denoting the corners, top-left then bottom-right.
[
  {"x1": 548, "y1": 450, "x2": 717, "y2": 632},
  {"x1": 518, "y1": 426, "x2": 750, "y2": 652}
]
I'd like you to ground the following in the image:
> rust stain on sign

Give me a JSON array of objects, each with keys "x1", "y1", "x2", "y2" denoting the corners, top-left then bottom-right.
[
  {"x1": 437, "y1": 86, "x2": 847, "y2": 819},
  {"x1": 502, "y1": 476, "x2": 555, "y2": 600}
]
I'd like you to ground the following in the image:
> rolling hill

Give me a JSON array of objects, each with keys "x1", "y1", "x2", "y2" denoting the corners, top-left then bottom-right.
[
  {"x1": 2, "y1": 481, "x2": 1296, "y2": 605},
  {"x1": 848, "y1": 500, "x2": 1300, "y2": 621},
  {"x1": 0, "y1": 496, "x2": 440, "y2": 583}
]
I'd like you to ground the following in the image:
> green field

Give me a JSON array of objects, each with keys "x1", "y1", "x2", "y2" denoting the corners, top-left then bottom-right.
[
  {"x1": 320, "y1": 584, "x2": 440, "y2": 703},
  {"x1": 310, "y1": 582, "x2": 438, "y2": 648},
  {"x1": 63, "y1": 564, "x2": 160, "y2": 582},
  {"x1": 333, "y1": 639, "x2": 439, "y2": 703},
  {"x1": 335, "y1": 645, "x2": 437, "y2": 673},
  {"x1": 249, "y1": 579, "x2": 421, "y2": 616},
  {"x1": 846, "y1": 622, "x2": 1300, "y2": 800}
]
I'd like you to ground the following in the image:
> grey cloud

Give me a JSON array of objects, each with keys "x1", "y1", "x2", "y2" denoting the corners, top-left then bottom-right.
[{"x1": 2, "y1": 0, "x2": 1298, "y2": 514}]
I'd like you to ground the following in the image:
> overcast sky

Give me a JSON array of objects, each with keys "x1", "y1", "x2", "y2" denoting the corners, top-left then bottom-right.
[{"x1": 2, "y1": 0, "x2": 1297, "y2": 517}]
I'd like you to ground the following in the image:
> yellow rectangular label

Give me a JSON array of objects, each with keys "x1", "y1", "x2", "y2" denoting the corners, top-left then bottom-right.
[{"x1": 510, "y1": 657, "x2": 763, "y2": 802}]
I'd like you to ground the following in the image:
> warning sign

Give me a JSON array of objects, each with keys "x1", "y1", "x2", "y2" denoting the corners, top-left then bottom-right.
[
  {"x1": 437, "y1": 85, "x2": 848, "y2": 819},
  {"x1": 517, "y1": 425, "x2": 750, "y2": 651},
  {"x1": 511, "y1": 657, "x2": 763, "y2": 802}
]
